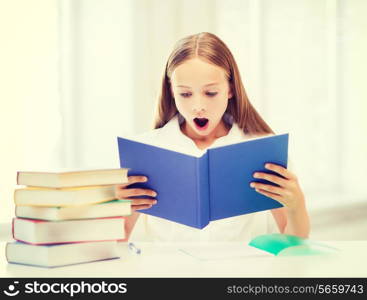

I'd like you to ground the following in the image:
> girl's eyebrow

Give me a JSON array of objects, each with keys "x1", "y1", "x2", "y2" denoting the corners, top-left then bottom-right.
[{"x1": 176, "y1": 82, "x2": 219, "y2": 88}]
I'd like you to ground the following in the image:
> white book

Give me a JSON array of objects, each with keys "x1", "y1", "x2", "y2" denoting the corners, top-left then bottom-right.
[
  {"x1": 13, "y1": 217, "x2": 125, "y2": 245},
  {"x1": 15, "y1": 199, "x2": 131, "y2": 221},
  {"x1": 6, "y1": 241, "x2": 120, "y2": 268},
  {"x1": 14, "y1": 185, "x2": 117, "y2": 207},
  {"x1": 17, "y1": 168, "x2": 129, "y2": 188}
]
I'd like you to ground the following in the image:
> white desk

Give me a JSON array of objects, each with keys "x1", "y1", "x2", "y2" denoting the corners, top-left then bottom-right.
[{"x1": 1, "y1": 241, "x2": 367, "y2": 278}]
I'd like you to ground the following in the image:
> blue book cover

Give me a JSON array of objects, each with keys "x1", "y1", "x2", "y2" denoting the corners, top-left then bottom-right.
[{"x1": 117, "y1": 133, "x2": 288, "y2": 229}]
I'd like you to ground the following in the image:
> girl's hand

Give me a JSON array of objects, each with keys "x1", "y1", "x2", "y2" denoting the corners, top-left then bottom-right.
[
  {"x1": 115, "y1": 176, "x2": 157, "y2": 211},
  {"x1": 250, "y1": 163, "x2": 305, "y2": 213}
]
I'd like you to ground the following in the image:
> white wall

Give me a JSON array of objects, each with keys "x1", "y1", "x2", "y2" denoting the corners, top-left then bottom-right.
[
  {"x1": 0, "y1": 0, "x2": 60, "y2": 226},
  {"x1": 67, "y1": 0, "x2": 134, "y2": 169},
  {"x1": 339, "y1": 0, "x2": 367, "y2": 196},
  {"x1": 216, "y1": 0, "x2": 367, "y2": 203},
  {"x1": 0, "y1": 0, "x2": 135, "y2": 224}
]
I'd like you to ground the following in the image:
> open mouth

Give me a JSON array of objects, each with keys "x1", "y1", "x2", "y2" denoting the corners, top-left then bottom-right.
[{"x1": 193, "y1": 118, "x2": 209, "y2": 130}]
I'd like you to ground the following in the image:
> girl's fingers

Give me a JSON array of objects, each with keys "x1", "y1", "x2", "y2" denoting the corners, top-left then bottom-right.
[
  {"x1": 253, "y1": 172, "x2": 288, "y2": 187},
  {"x1": 250, "y1": 182, "x2": 283, "y2": 196},
  {"x1": 115, "y1": 176, "x2": 148, "y2": 189},
  {"x1": 127, "y1": 175, "x2": 148, "y2": 184},
  {"x1": 255, "y1": 188, "x2": 285, "y2": 206},
  {"x1": 264, "y1": 163, "x2": 295, "y2": 180},
  {"x1": 128, "y1": 188, "x2": 157, "y2": 197},
  {"x1": 115, "y1": 176, "x2": 152, "y2": 199},
  {"x1": 116, "y1": 188, "x2": 157, "y2": 199},
  {"x1": 129, "y1": 198, "x2": 157, "y2": 206},
  {"x1": 133, "y1": 204, "x2": 153, "y2": 211}
]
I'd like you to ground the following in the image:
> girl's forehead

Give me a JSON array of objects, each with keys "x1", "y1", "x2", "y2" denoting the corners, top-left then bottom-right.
[{"x1": 171, "y1": 58, "x2": 228, "y2": 87}]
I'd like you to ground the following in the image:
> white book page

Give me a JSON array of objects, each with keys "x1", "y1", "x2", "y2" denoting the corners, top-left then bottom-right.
[
  {"x1": 120, "y1": 134, "x2": 206, "y2": 158},
  {"x1": 120, "y1": 132, "x2": 288, "y2": 159},
  {"x1": 17, "y1": 167, "x2": 126, "y2": 174}
]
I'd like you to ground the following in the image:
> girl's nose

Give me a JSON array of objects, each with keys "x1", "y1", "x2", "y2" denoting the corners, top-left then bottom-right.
[
  {"x1": 192, "y1": 107, "x2": 206, "y2": 114},
  {"x1": 192, "y1": 98, "x2": 207, "y2": 114}
]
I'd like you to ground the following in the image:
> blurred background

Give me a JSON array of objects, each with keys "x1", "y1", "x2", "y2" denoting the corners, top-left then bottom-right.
[{"x1": 0, "y1": 0, "x2": 366, "y2": 240}]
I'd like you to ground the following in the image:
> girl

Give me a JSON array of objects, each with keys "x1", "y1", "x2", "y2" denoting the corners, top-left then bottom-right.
[{"x1": 115, "y1": 32, "x2": 310, "y2": 242}]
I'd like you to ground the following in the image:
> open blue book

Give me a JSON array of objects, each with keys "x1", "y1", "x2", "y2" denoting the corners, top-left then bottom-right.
[{"x1": 117, "y1": 133, "x2": 288, "y2": 229}]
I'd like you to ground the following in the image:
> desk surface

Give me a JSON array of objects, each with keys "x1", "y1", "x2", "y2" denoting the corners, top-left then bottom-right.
[{"x1": 1, "y1": 241, "x2": 367, "y2": 278}]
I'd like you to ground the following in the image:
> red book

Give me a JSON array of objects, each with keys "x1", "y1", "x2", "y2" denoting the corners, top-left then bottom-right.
[{"x1": 12, "y1": 217, "x2": 125, "y2": 245}]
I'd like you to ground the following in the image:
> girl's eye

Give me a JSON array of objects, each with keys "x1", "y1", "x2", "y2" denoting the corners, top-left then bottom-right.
[
  {"x1": 180, "y1": 93, "x2": 191, "y2": 98},
  {"x1": 180, "y1": 92, "x2": 218, "y2": 98},
  {"x1": 179, "y1": 92, "x2": 217, "y2": 98}
]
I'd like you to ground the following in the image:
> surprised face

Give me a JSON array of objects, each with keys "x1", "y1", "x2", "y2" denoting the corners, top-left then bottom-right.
[{"x1": 170, "y1": 58, "x2": 233, "y2": 138}]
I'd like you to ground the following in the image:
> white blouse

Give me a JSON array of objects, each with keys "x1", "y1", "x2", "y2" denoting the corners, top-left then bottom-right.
[{"x1": 128, "y1": 114, "x2": 280, "y2": 242}]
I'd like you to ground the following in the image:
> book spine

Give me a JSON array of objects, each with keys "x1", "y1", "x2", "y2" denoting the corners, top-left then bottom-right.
[
  {"x1": 11, "y1": 218, "x2": 15, "y2": 240},
  {"x1": 196, "y1": 153, "x2": 210, "y2": 228},
  {"x1": 13, "y1": 239, "x2": 123, "y2": 246},
  {"x1": 5, "y1": 242, "x2": 10, "y2": 263},
  {"x1": 13, "y1": 189, "x2": 17, "y2": 205}
]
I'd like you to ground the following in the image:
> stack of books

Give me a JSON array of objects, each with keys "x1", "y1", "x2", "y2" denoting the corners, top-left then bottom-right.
[{"x1": 6, "y1": 168, "x2": 131, "y2": 268}]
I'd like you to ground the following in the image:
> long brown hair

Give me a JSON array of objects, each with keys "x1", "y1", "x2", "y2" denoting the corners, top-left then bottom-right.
[{"x1": 154, "y1": 32, "x2": 274, "y2": 135}]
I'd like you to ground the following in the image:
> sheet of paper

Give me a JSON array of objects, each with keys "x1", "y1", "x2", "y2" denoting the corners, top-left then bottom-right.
[{"x1": 178, "y1": 242, "x2": 272, "y2": 261}]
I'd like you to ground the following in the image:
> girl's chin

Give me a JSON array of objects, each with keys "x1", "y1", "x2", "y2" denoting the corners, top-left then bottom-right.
[{"x1": 193, "y1": 126, "x2": 218, "y2": 139}]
